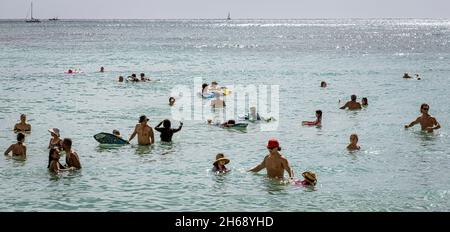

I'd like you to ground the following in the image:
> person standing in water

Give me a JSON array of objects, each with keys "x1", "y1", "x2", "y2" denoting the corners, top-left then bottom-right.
[
  {"x1": 302, "y1": 110, "x2": 322, "y2": 126},
  {"x1": 340, "y1": 95, "x2": 362, "y2": 110},
  {"x1": 48, "y1": 148, "x2": 74, "y2": 173},
  {"x1": 128, "y1": 115, "x2": 155, "y2": 145},
  {"x1": 361, "y1": 97, "x2": 368, "y2": 107},
  {"x1": 48, "y1": 128, "x2": 62, "y2": 150},
  {"x1": 405, "y1": 103, "x2": 441, "y2": 133},
  {"x1": 212, "y1": 153, "x2": 230, "y2": 174},
  {"x1": 100, "y1": 67, "x2": 105, "y2": 72},
  {"x1": 4, "y1": 133, "x2": 27, "y2": 158},
  {"x1": 14, "y1": 114, "x2": 31, "y2": 133},
  {"x1": 248, "y1": 139, "x2": 294, "y2": 179},
  {"x1": 154, "y1": 119, "x2": 183, "y2": 142},
  {"x1": 347, "y1": 134, "x2": 361, "y2": 151},
  {"x1": 62, "y1": 138, "x2": 82, "y2": 169}
]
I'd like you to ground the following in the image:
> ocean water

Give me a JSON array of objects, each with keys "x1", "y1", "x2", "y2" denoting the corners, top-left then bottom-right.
[{"x1": 0, "y1": 19, "x2": 449, "y2": 211}]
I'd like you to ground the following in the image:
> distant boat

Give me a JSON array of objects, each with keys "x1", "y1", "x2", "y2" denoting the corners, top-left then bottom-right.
[
  {"x1": 25, "y1": 2, "x2": 40, "y2": 23},
  {"x1": 49, "y1": 17, "x2": 59, "y2": 21},
  {"x1": 227, "y1": 12, "x2": 231, "y2": 20}
]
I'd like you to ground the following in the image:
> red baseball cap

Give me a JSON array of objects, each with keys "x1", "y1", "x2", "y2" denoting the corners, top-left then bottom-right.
[{"x1": 267, "y1": 139, "x2": 280, "y2": 149}]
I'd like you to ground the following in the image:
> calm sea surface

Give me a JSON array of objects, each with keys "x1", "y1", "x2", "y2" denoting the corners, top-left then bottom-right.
[{"x1": 0, "y1": 19, "x2": 449, "y2": 211}]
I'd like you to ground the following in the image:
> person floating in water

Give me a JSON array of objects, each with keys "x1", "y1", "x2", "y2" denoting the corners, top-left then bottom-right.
[
  {"x1": 340, "y1": 95, "x2": 362, "y2": 110},
  {"x1": 405, "y1": 103, "x2": 441, "y2": 133},
  {"x1": 118, "y1": 76, "x2": 124, "y2": 82},
  {"x1": 293, "y1": 171, "x2": 317, "y2": 187},
  {"x1": 248, "y1": 139, "x2": 294, "y2": 179},
  {"x1": 361, "y1": 97, "x2": 368, "y2": 107},
  {"x1": 128, "y1": 115, "x2": 155, "y2": 145},
  {"x1": 302, "y1": 110, "x2": 322, "y2": 126},
  {"x1": 415, "y1": 74, "x2": 421, "y2": 80},
  {"x1": 155, "y1": 119, "x2": 183, "y2": 142},
  {"x1": 100, "y1": 67, "x2": 105, "y2": 72},
  {"x1": 128, "y1": 73, "x2": 139, "y2": 82},
  {"x1": 140, "y1": 73, "x2": 150, "y2": 82},
  {"x1": 169, "y1": 97, "x2": 176, "y2": 106},
  {"x1": 48, "y1": 148, "x2": 74, "y2": 173},
  {"x1": 48, "y1": 128, "x2": 62, "y2": 150},
  {"x1": 403, "y1": 73, "x2": 412, "y2": 79},
  {"x1": 62, "y1": 138, "x2": 82, "y2": 170},
  {"x1": 4, "y1": 132, "x2": 27, "y2": 158},
  {"x1": 14, "y1": 114, "x2": 31, "y2": 133},
  {"x1": 347, "y1": 134, "x2": 361, "y2": 151},
  {"x1": 320, "y1": 81, "x2": 327, "y2": 88},
  {"x1": 212, "y1": 153, "x2": 230, "y2": 174}
]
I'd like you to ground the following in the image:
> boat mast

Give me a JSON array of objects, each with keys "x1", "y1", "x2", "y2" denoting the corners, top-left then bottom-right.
[{"x1": 31, "y1": 2, "x2": 33, "y2": 19}]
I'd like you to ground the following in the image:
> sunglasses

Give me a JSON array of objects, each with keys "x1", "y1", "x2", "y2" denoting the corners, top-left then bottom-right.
[{"x1": 422, "y1": 107, "x2": 429, "y2": 111}]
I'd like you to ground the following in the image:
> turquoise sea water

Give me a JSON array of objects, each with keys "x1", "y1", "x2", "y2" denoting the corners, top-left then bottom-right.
[{"x1": 0, "y1": 19, "x2": 449, "y2": 211}]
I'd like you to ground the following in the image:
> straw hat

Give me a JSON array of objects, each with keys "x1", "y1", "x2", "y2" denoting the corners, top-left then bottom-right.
[
  {"x1": 48, "y1": 128, "x2": 60, "y2": 137},
  {"x1": 213, "y1": 153, "x2": 230, "y2": 166},
  {"x1": 302, "y1": 171, "x2": 317, "y2": 185}
]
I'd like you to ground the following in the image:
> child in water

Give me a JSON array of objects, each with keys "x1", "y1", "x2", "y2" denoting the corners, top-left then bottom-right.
[
  {"x1": 112, "y1": 130, "x2": 121, "y2": 138},
  {"x1": 294, "y1": 171, "x2": 317, "y2": 187},
  {"x1": 347, "y1": 134, "x2": 361, "y2": 150},
  {"x1": 302, "y1": 110, "x2": 322, "y2": 126},
  {"x1": 212, "y1": 153, "x2": 230, "y2": 174}
]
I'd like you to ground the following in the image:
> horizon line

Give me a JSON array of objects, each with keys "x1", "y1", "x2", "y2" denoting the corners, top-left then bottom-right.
[{"x1": 1, "y1": 17, "x2": 449, "y2": 20}]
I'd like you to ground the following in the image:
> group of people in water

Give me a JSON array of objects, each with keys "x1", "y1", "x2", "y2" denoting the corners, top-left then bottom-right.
[
  {"x1": 3, "y1": 71, "x2": 442, "y2": 189},
  {"x1": 118, "y1": 73, "x2": 151, "y2": 82}
]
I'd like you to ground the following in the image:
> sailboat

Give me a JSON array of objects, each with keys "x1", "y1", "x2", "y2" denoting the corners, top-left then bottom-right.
[
  {"x1": 227, "y1": 12, "x2": 231, "y2": 20},
  {"x1": 25, "y1": 2, "x2": 40, "y2": 23}
]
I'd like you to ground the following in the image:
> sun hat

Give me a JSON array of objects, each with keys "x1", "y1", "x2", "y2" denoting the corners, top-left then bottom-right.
[
  {"x1": 213, "y1": 153, "x2": 230, "y2": 166},
  {"x1": 48, "y1": 128, "x2": 60, "y2": 137},
  {"x1": 302, "y1": 171, "x2": 317, "y2": 185}
]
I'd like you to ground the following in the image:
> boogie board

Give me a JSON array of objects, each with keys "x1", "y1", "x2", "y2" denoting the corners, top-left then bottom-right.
[{"x1": 93, "y1": 132, "x2": 128, "y2": 145}]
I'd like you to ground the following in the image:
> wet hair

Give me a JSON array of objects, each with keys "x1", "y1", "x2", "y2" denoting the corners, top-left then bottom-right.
[
  {"x1": 169, "y1": 97, "x2": 175, "y2": 103},
  {"x1": 17, "y1": 132, "x2": 25, "y2": 142},
  {"x1": 20, "y1": 114, "x2": 26, "y2": 119},
  {"x1": 63, "y1": 138, "x2": 72, "y2": 148},
  {"x1": 140, "y1": 73, "x2": 145, "y2": 77},
  {"x1": 131, "y1": 74, "x2": 136, "y2": 78},
  {"x1": 421, "y1": 103, "x2": 429, "y2": 110},
  {"x1": 48, "y1": 148, "x2": 58, "y2": 168},
  {"x1": 202, "y1": 83, "x2": 208, "y2": 91},
  {"x1": 362, "y1": 97, "x2": 368, "y2": 105},
  {"x1": 351, "y1": 95, "x2": 357, "y2": 101},
  {"x1": 163, "y1": 119, "x2": 171, "y2": 128},
  {"x1": 320, "y1": 81, "x2": 327, "y2": 87},
  {"x1": 316, "y1": 110, "x2": 322, "y2": 120},
  {"x1": 350, "y1": 134, "x2": 358, "y2": 142}
]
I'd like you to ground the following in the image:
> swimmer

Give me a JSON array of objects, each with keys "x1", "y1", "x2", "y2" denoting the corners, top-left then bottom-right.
[
  {"x1": 14, "y1": 114, "x2": 31, "y2": 133},
  {"x1": 118, "y1": 76, "x2": 124, "y2": 82},
  {"x1": 48, "y1": 148, "x2": 74, "y2": 173},
  {"x1": 220, "y1": 119, "x2": 236, "y2": 128},
  {"x1": 128, "y1": 74, "x2": 139, "y2": 82},
  {"x1": 62, "y1": 138, "x2": 82, "y2": 169},
  {"x1": 155, "y1": 119, "x2": 183, "y2": 142},
  {"x1": 415, "y1": 74, "x2": 421, "y2": 80},
  {"x1": 302, "y1": 110, "x2": 322, "y2": 126},
  {"x1": 340, "y1": 95, "x2": 362, "y2": 110},
  {"x1": 140, "y1": 73, "x2": 150, "y2": 81},
  {"x1": 320, "y1": 81, "x2": 327, "y2": 88},
  {"x1": 403, "y1": 73, "x2": 412, "y2": 79},
  {"x1": 361, "y1": 97, "x2": 368, "y2": 106},
  {"x1": 405, "y1": 103, "x2": 441, "y2": 133},
  {"x1": 48, "y1": 128, "x2": 62, "y2": 150},
  {"x1": 169, "y1": 97, "x2": 176, "y2": 106},
  {"x1": 100, "y1": 67, "x2": 104, "y2": 72},
  {"x1": 347, "y1": 134, "x2": 361, "y2": 151},
  {"x1": 212, "y1": 153, "x2": 230, "y2": 174},
  {"x1": 128, "y1": 115, "x2": 155, "y2": 145},
  {"x1": 248, "y1": 139, "x2": 294, "y2": 179},
  {"x1": 202, "y1": 83, "x2": 209, "y2": 95},
  {"x1": 293, "y1": 171, "x2": 317, "y2": 187},
  {"x1": 4, "y1": 133, "x2": 27, "y2": 158}
]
